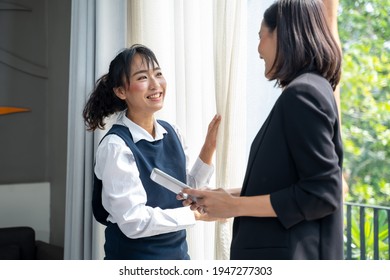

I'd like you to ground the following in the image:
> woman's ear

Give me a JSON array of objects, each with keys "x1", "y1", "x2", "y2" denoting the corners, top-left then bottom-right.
[{"x1": 113, "y1": 86, "x2": 126, "y2": 100}]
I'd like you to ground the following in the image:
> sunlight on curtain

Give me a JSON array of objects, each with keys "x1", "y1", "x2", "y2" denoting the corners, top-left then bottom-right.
[{"x1": 127, "y1": 0, "x2": 247, "y2": 260}]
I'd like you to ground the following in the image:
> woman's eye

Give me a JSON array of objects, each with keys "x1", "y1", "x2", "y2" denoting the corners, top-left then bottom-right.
[
  {"x1": 137, "y1": 75, "x2": 147, "y2": 80},
  {"x1": 156, "y1": 72, "x2": 163, "y2": 77}
]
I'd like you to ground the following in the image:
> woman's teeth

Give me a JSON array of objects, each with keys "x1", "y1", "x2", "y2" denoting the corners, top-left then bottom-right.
[{"x1": 147, "y1": 93, "x2": 161, "y2": 99}]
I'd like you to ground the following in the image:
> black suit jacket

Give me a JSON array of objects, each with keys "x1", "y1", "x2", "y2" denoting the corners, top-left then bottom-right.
[{"x1": 230, "y1": 73, "x2": 344, "y2": 260}]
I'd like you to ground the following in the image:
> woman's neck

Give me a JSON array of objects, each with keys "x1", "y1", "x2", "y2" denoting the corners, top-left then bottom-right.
[{"x1": 127, "y1": 111, "x2": 155, "y2": 137}]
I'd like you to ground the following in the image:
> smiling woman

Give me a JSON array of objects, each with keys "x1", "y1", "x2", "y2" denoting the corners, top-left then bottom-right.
[
  {"x1": 82, "y1": 44, "x2": 221, "y2": 260},
  {"x1": 0, "y1": 107, "x2": 30, "y2": 115}
]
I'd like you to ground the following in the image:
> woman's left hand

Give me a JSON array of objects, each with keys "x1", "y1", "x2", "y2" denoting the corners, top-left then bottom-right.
[
  {"x1": 199, "y1": 114, "x2": 222, "y2": 165},
  {"x1": 205, "y1": 114, "x2": 222, "y2": 150}
]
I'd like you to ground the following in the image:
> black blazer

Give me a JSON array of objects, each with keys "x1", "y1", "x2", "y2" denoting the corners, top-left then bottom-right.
[{"x1": 230, "y1": 73, "x2": 344, "y2": 260}]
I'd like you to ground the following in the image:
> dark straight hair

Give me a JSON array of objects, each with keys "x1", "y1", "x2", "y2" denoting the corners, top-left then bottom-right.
[
  {"x1": 83, "y1": 44, "x2": 160, "y2": 131},
  {"x1": 263, "y1": 0, "x2": 342, "y2": 90}
]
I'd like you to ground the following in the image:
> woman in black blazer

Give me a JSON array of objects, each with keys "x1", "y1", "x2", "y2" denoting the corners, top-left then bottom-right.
[{"x1": 183, "y1": 0, "x2": 343, "y2": 260}]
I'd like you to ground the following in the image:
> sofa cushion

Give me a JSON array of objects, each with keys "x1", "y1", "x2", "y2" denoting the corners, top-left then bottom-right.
[
  {"x1": 35, "y1": 240, "x2": 64, "y2": 260},
  {"x1": 0, "y1": 244, "x2": 21, "y2": 260},
  {"x1": 0, "y1": 227, "x2": 36, "y2": 259}
]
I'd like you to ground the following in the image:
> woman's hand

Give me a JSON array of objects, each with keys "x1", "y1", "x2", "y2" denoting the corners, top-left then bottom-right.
[
  {"x1": 199, "y1": 114, "x2": 222, "y2": 165},
  {"x1": 181, "y1": 187, "x2": 277, "y2": 219},
  {"x1": 177, "y1": 187, "x2": 209, "y2": 212},
  {"x1": 177, "y1": 188, "x2": 228, "y2": 222},
  {"x1": 182, "y1": 188, "x2": 239, "y2": 219}
]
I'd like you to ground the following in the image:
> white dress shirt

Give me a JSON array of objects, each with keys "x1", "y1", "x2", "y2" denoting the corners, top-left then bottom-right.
[{"x1": 94, "y1": 111, "x2": 214, "y2": 239}]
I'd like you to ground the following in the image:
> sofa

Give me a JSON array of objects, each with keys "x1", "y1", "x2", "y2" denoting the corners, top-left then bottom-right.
[{"x1": 0, "y1": 226, "x2": 64, "y2": 260}]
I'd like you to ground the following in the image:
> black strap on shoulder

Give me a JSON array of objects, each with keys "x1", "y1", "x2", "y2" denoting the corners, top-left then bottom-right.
[{"x1": 92, "y1": 174, "x2": 110, "y2": 225}]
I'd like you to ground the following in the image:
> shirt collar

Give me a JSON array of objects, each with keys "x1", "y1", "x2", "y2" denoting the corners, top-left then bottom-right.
[{"x1": 117, "y1": 110, "x2": 167, "y2": 143}]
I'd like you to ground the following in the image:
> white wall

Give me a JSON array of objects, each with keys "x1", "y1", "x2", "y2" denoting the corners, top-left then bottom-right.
[
  {"x1": 0, "y1": 182, "x2": 50, "y2": 242},
  {"x1": 246, "y1": 0, "x2": 281, "y2": 156}
]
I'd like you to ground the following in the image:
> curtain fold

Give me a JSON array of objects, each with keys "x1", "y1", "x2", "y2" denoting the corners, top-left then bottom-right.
[
  {"x1": 177, "y1": 0, "x2": 218, "y2": 260},
  {"x1": 64, "y1": 0, "x2": 96, "y2": 260},
  {"x1": 64, "y1": 0, "x2": 127, "y2": 260},
  {"x1": 213, "y1": 0, "x2": 247, "y2": 260}
]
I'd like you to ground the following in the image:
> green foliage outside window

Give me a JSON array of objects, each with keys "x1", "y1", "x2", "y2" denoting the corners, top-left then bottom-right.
[
  {"x1": 346, "y1": 205, "x2": 389, "y2": 259},
  {"x1": 338, "y1": 0, "x2": 390, "y2": 206},
  {"x1": 339, "y1": 0, "x2": 390, "y2": 259}
]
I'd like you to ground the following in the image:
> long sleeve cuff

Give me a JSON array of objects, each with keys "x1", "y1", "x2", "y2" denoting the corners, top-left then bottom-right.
[
  {"x1": 164, "y1": 206, "x2": 196, "y2": 227},
  {"x1": 188, "y1": 157, "x2": 214, "y2": 188}
]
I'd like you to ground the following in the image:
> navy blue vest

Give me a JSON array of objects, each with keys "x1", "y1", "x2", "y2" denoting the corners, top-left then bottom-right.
[{"x1": 101, "y1": 120, "x2": 189, "y2": 260}]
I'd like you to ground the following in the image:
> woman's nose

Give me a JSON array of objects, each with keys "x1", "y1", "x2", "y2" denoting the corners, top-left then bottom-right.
[{"x1": 149, "y1": 77, "x2": 160, "y2": 90}]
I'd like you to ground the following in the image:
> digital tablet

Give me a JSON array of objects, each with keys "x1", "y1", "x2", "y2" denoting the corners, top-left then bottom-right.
[{"x1": 150, "y1": 168, "x2": 195, "y2": 201}]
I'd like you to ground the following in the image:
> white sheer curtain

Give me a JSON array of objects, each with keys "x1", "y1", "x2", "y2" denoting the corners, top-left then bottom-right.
[
  {"x1": 64, "y1": 0, "x2": 127, "y2": 260},
  {"x1": 127, "y1": 0, "x2": 247, "y2": 260}
]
